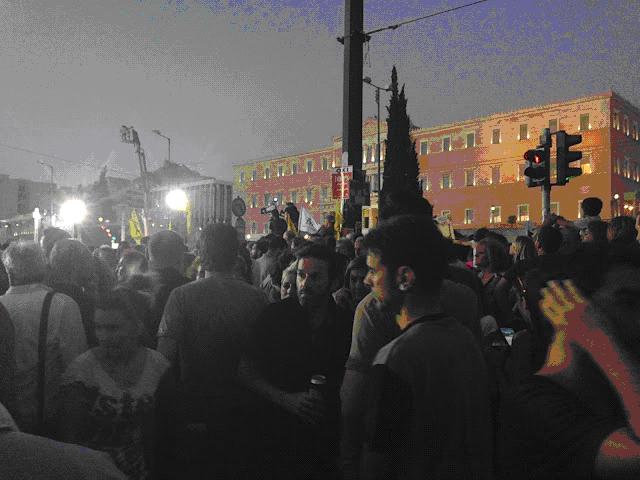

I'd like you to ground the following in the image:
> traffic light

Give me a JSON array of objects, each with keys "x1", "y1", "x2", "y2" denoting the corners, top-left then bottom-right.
[
  {"x1": 524, "y1": 148, "x2": 548, "y2": 187},
  {"x1": 556, "y1": 131, "x2": 582, "y2": 186}
]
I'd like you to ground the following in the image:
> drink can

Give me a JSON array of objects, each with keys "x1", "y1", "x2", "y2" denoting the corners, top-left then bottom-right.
[{"x1": 309, "y1": 374, "x2": 327, "y2": 399}]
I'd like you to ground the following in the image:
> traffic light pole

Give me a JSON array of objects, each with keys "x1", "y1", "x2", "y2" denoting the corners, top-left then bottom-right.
[{"x1": 542, "y1": 142, "x2": 551, "y2": 221}]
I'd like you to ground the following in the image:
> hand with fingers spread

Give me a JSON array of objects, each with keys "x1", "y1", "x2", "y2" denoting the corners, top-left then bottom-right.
[{"x1": 539, "y1": 279, "x2": 597, "y2": 372}]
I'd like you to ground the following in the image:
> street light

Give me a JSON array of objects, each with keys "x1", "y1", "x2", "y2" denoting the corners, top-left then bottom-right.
[
  {"x1": 165, "y1": 189, "x2": 188, "y2": 211},
  {"x1": 60, "y1": 199, "x2": 87, "y2": 238},
  {"x1": 152, "y1": 129, "x2": 171, "y2": 163},
  {"x1": 363, "y1": 77, "x2": 392, "y2": 196}
]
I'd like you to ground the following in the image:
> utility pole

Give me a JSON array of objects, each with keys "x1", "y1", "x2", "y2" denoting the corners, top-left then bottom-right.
[
  {"x1": 341, "y1": 0, "x2": 366, "y2": 230},
  {"x1": 38, "y1": 160, "x2": 54, "y2": 225}
]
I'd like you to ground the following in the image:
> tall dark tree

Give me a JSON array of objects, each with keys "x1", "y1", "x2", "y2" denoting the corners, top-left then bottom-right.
[{"x1": 380, "y1": 66, "x2": 421, "y2": 219}]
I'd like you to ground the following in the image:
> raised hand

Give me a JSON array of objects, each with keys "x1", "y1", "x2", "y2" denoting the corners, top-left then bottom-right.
[{"x1": 539, "y1": 280, "x2": 592, "y2": 371}]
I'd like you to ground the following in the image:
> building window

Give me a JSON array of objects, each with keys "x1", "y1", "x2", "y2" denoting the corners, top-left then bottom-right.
[
  {"x1": 633, "y1": 122, "x2": 639, "y2": 141},
  {"x1": 615, "y1": 158, "x2": 622, "y2": 175},
  {"x1": 581, "y1": 152, "x2": 593, "y2": 174},
  {"x1": 491, "y1": 165, "x2": 501, "y2": 185},
  {"x1": 464, "y1": 208, "x2": 474, "y2": 225},
  {"x1": 624, "y1": 115, "x2": 630, "y2": 135},
  {"x1": 441, "y1": 172, "x2": 452, "y2": 189},
  {"x1": 264, "y1": 167, "x2": 270, "y2": 180},
  {"x1": 263, "y1": 193, "x2": 270, "y2": 207},
  {"x1": 442, "y1": 136, "x2": 451, "y2": 152},
  {"x1": 321, "y1": 186, "x2": 328, "y2": 201},
  {"x1": 466, "y1": 133, "x2": 475, "y2": 148},
  {"x1": 550, "y1": 202, "x2": 560, "y2": 216},
  {"x1": 252, "y1": 170, "x2": 257, "y2": 181},
  {"x1": 420, "y1": 140, "x2": 429, "y2": 155},
  {"x1": 292, "y1": 162, "x2": 298, "y2": 175},
  {"x1": 239, "y1": 171, "x2": 245, "y2": 184},
  {"x1": 492, "y1": 128, "x2": 501, "y2": 144},
  {"x1": 423, "y1": 175, "x2": 431, "y2": 191},
  {"x1": 278, "y1": 165, "x2": 284, "y2": 177},
  {"x1": 306, "y1": 160, "x2": 313, "y2": 173},
  {"x1": 624, "y1": 159, "x2": 630, "y2": 178},
  {"x1": 517, "y1": 163, "x2": 526, "y2": 181},
  {"x1": 251, "y1": 222, "x2": 257, "y2": 234},
  {"x1": 613, "y1": 110, "x2": 620, "y2": 130},
  {"x1": 381, "y1": 140, "x2": 387, "y2": 160},
  {"x1": 251, "y1": 195, "x2": 257, "y2": 208},
  {"x1": 489, "y1": 206, "x2": 502, "y2": 224},
  {"x1": 363, "y1": 146, "x2": 369, "y2": 164},
  {"x1": 306, "y1": 188, "x2": 313, "y2": 202},
  {"x1": 322, "y1": 158, "x2": 329, "y2": 170},
  {"x1": 519, "y1": 124, "x2": 528, "y2": 140},
  {"x1": 579, "y1": 114, "x2": 590, "y2": 132},
  {"x1": 549, "y1": 119, "x2": 558, "y2": 133},
  {"x1": 291, "y1": 191, "x2": 297, "y2": 203},
  {"x1": 517, "y1": 204, "x2": 530, "y2": 222},
  {"x1": 464, "y1": 168, "x2": 476, "y2": 187}
]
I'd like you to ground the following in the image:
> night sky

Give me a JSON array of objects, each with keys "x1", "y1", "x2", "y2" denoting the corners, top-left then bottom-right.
[{"x1": 0, "y1": 0, "x2": 638, "y2": 186}]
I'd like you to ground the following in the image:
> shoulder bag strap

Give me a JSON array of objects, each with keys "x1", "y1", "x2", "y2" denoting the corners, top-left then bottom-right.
[{"x1": 37, "y1": 291, "x2": 54, "y2": 434}]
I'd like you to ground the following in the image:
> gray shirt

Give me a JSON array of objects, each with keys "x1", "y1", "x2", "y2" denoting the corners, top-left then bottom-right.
[{"x1": 0, "y1": 284, "x2": 87, "y2": 433}]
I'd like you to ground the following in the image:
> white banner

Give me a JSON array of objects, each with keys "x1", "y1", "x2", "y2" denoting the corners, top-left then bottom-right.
[{"x1": 299, "y1": 206, "x2": 320, "y2": 234}]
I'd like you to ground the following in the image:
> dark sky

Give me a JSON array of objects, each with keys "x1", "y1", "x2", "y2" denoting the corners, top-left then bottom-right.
[{"x1": 0, "y1": 0, "x2": 638, "y2": 186}]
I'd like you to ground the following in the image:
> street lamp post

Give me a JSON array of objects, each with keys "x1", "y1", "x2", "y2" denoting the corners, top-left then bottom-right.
[
  {"x1": 363, "y1": 77, "x2": 391, "y2": 195},
  {"x1": 152, "y1": 130, "x2": 171, "y2": 163}
]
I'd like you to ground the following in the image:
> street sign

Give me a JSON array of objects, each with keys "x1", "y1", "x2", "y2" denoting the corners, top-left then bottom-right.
[{"x1": 332, "y1": 166, "x2": 353, "y2": 199}]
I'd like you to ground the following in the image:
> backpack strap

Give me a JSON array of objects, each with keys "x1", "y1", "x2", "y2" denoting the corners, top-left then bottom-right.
[{"x1": 37, "y1": 291, "x2": 54, "y2": 434}]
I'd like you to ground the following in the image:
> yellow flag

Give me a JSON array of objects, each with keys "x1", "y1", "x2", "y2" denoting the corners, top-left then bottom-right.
[
  {"x1": 186, "y1": 200, "x2": 192, "y2": 235},
  {"x1": 286, "y1": 214, "x2": 298, "y2": 235},
  {"x1": 334, "y1": 200, "x2": 342, "y2": 240},
  {"x1": 128, "y1": 209, "x2": 143, "y2": 245}
]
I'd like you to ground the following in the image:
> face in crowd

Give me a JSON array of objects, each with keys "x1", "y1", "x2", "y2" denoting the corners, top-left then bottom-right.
[
  {"x1": 94, "y1": 308, "x2": 141, "y2": 360},
  {"x1": 296, "y1": 257, "x2": 331, "y2": 309},
  {"x1": 364, "y1": 251, "x2": 402, "y2": 315},
  {"x1": 349, "y1": 266, "x2": 370, "y2": 306}
]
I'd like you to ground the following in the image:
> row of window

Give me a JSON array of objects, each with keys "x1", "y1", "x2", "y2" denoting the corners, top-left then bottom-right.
[
  {"x1": 424, "y1": 154, "x2": 594, "y2": 191},
  {"x1": 239, "y1": 157, "x2": 335, "y2": 183},
  {"x1": 612, "y1": 110, "x2": 640, "y2": 140},
  {"x1": 249, "y1": 187, "x2": 333, "y2": 208},
  {"x1": 614, "y1": 158, "x2": 640, "y2": 182},
  {"x1": 450, "y1": 202, "x2": 562, "y2": 225},
  {"x1": 417, "y1": 115, "x2": 594, "y2": 156}
]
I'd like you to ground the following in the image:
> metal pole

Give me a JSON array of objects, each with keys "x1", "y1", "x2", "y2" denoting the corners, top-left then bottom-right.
[
  {"x1": 168, "y1": 137, "x2": 171, "y2": 164},
  {"x1": 376, "y1": 87, "x2": 381, "y2": 195},
  {"x1": 542, "y1": 182, "x2": 551, "y2": 221}
]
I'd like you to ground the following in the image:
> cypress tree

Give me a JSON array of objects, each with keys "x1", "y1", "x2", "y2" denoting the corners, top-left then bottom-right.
[{"x1": 380, "y1": 66, "x2": 421, "y2": 218}]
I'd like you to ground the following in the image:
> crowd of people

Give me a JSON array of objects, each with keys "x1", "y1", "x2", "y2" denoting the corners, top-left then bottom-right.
[{"x1": 0, "y1": 194, "x2": 640, "y2": 479}]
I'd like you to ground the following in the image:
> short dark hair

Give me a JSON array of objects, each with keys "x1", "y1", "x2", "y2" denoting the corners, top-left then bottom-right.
[
  {"x1": 268, "y1": 235, "x2": 287, "y2": 251},
  {"x1": 40, "y1": 227, "x2": 70, "y2": 261},
  {"x1": 581, "y1": 197, "x2": 603, "y2": 217},
  {"x1": 477, "y1": 238, "x2": 511, "y2": 273},
  {"x1": 201, "y1": 223, "x2": 239, "y2": 272},
  {"x1": 148, "y1": 230, "x2": 185, "y2": 265},
  {"x1": 362, "y1": 214, "x2": 448, "y2": 294},
  {"x1": 295, "y1": 243, "x2": 337, "y2": 281},
  {"x1": 608, "y1": 216, "x2": 638, "y2": 246},
  {"x1": 536, "y1": 226, "x2": 563, "y2": 254}
]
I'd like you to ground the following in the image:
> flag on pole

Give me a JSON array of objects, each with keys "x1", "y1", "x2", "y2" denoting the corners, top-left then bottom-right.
[
  {"x1": 128, "y1": 209, "x2": 143, "y2": 244},
  {"x1": 334, "y1": 200, "x2": 342, "y2": 240},
  {"x1": 186, "y1": 200, "x2": 192, "y2": 235},
  {"x1": 286, "y1": 214, "x2": 298, "y2": 235},
  {"x1": 299, "y1": 206, "x2": 320, "y2": 234}
]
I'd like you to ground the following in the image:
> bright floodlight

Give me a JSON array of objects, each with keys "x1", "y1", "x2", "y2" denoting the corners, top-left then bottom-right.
[
  {"x1": 60, "y1": 199, "x2": 87, "y2": 224},
  {"x1": 165, "y1": 189, "x2": 188, "y2": 211}
]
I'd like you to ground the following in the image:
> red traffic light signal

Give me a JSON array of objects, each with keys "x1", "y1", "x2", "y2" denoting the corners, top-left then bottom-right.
[{"x1": 524, "y1": 150, "x2": 544, "y2": 164}]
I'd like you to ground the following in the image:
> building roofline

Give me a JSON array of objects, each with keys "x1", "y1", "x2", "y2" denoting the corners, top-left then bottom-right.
[
  {"x1": 232, "y1": 145, "x2": 335, "y2": 167},
  {"x1": 234, "y1": 90, "x2": 635, "y2": 168}
]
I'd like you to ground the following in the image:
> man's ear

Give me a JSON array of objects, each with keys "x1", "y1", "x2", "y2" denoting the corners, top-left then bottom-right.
[{"x1": 395, "y1": 266, "x2": 416, "y2": 292}]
